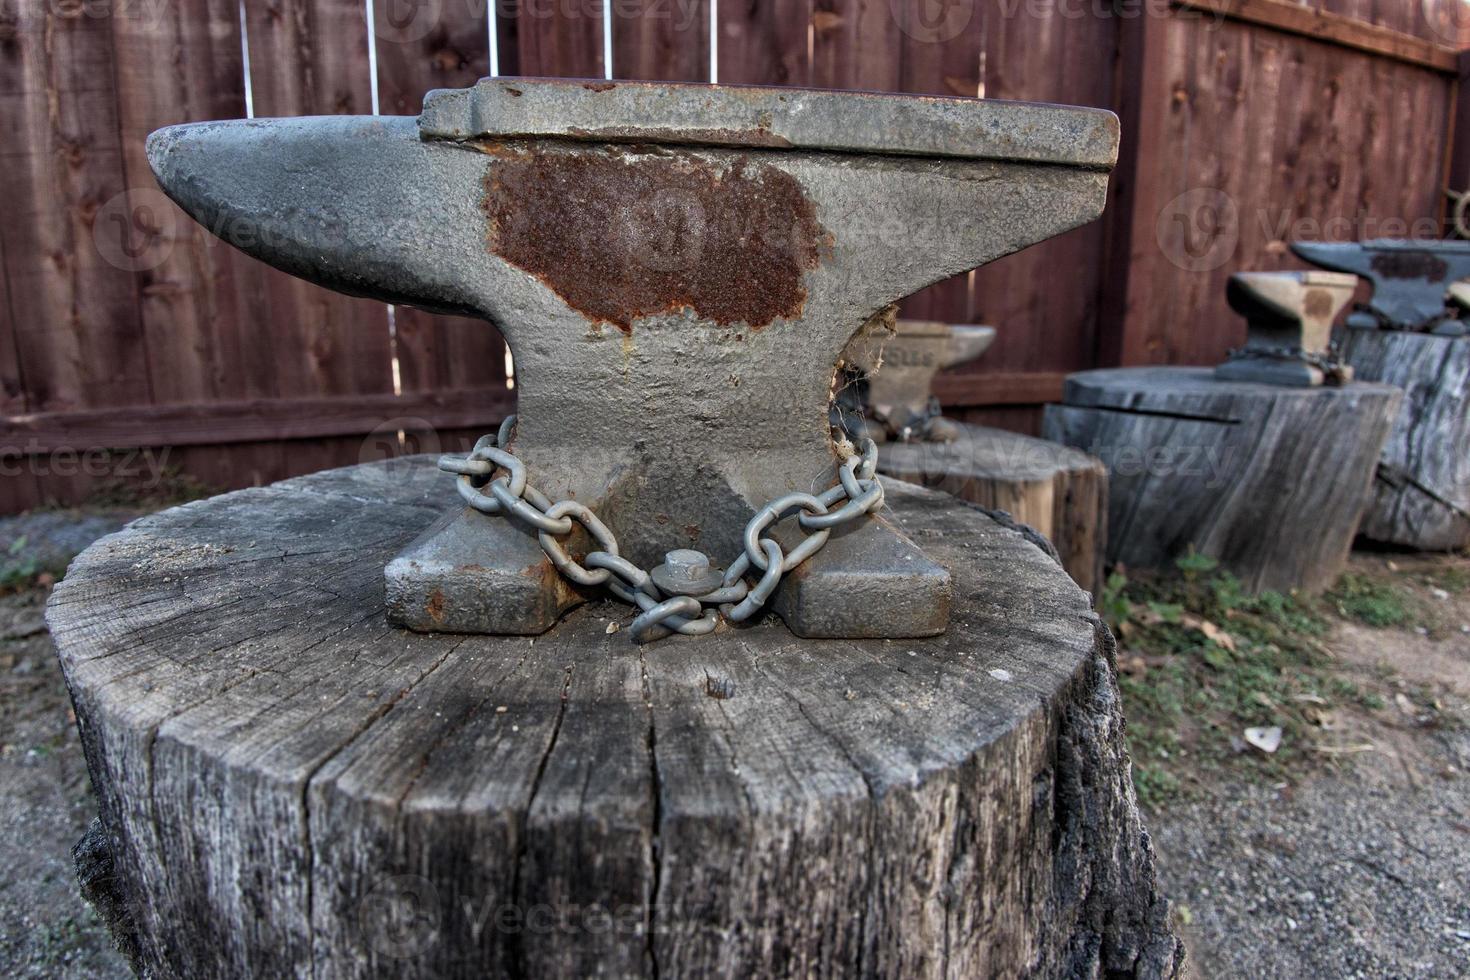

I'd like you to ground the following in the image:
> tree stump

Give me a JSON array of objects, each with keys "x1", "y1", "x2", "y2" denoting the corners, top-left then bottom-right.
[
  {"x1": 47, "y1": 458, "x2": 1180, "y2": 979},
  {"x1": 1340, "y1": 330, "x2": 1470, "y2": 551},
  {"x1": 1043, "y1": 368, "x2": 1402, "y2": 594},
  {"x1": 876, "y1": 423, "x2": 1108, "y2": 595}
]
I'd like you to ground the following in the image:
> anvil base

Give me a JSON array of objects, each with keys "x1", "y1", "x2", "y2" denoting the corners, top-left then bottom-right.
[{"x1": 385, "y1": 491, "x2": 953, "y2": 640}]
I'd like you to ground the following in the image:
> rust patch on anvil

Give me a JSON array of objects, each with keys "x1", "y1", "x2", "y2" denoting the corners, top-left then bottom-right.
[
  {"x1": 483, "y1": 148, "x2": 827, "y2": 332},
  {"x1": 1303, "y1": 288, "x2": 1334, "y2": 319},
  {"x1": 1371, "y1": 250, "x2": 1448, "y2": 282}
]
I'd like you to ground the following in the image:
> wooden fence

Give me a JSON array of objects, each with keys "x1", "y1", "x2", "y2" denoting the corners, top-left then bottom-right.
[{"x1": 2, "y1": 0, "x2": 1467, "y2": 510}]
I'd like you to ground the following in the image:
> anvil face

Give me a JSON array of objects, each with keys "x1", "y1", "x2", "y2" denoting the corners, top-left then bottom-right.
[
  {"x1": 843, "y1": 319, "x2": 996, "y2": 441},
  {"x1": 1290, "y1": 239, "x2": 1470, "y2": 334},
  {"x1": 148, "y1": 78, "x2": 1118, "y2": 638}
]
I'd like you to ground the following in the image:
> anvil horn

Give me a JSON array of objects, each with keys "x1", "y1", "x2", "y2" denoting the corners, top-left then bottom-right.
[
  {"x1": 146, "y1": 116, "x2": 494, "y2": 319},
  {"x1": 944, "y1": 324, "x2": 997, "y2": 368}
]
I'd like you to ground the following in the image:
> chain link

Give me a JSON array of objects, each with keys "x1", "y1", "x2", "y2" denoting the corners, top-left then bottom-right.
[{"x1": 436, "y1": 416, "x2": 884, "y2": 644}]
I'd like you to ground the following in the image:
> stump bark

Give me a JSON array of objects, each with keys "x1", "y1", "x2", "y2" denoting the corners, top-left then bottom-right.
[
  {"x1": 48, "y1": 458, "x2": 1180, "y2": 979},
  {"x1": 1043, "y1": 368, "x2": 1401, "y2": 594},
  {"x1": 1340, "y1": 330, "x2": 1470, "y2": 551},
  {"x1": 876, "y1": 423, "x2": 1108, "y2": 595}
]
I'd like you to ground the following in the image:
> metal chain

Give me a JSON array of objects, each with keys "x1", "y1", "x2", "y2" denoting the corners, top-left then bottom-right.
[
  {"x1": 1222, "y1": 342, "x2": 1353, "y2": 383},
  {"x1": 438, "y1": 417, "x2": 883, "y2": 644}
]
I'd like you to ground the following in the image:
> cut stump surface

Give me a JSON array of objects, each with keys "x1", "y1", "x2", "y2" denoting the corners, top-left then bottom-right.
[{"x1": 48, "y1": 458, "x2": 1179, "y2": 979}]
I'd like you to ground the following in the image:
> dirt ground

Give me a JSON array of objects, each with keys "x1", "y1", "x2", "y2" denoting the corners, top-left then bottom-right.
[
  {"x1": 1151, "y1": 552, "x2": 1470, "y2": 978},
  {"x1": 0, "y1": 513, "x2": 1465, "y2": 977}
]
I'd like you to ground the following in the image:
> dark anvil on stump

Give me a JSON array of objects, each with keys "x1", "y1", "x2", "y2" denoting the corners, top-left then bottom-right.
[{"x1": 1292, "y1": 239, "x2": 1470, "y2": 550}]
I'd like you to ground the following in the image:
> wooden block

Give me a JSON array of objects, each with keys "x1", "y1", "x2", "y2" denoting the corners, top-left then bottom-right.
[
  {"x1": 877, "y1": 423, "x2": 1108, "y2": 595},
  {"x1": 48, "y1": 458, "x2": 1179, "y2": 978},
  {"x1": 1341, "y1": 330, "x2": 1470, "y2": 551},
  {"x1": 1044, "y1": 367, "x2": 1402, "y2": 594}
]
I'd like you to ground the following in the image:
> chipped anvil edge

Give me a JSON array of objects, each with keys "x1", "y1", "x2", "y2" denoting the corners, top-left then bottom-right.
[{"x1": 418, "y1": 77, "x2": 1121, "y2": 172}]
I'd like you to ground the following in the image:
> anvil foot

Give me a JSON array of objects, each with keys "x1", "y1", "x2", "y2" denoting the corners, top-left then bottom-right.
[
  {"x1": 385, "y1": 508, "x2": 584, "y2": 634},
  {"x1": 770, "y1": 511, "x2": 952, "y2": 639}
]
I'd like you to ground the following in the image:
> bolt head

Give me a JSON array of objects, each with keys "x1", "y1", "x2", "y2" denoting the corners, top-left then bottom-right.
[
  {"x1": 651, "y1": 548, "x2": 724, "y2": 597},
  {"x1": 663, "y1": 549, "x2": 710, "y2": 581}
]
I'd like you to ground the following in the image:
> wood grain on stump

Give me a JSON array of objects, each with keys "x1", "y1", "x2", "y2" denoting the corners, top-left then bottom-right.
[
  {"x1": 1341, "y1": 330, "x2": 1470, "y2": 551},
  {"x1": 48, "y1": 458, "x2": 1180, "y2": 979},
  {"x1": 1043, "y1": 368, "x2": 1402, "y2": 594},
  {"x1": 877, "y1": 423, "x2": 1108, "y2": 595}
]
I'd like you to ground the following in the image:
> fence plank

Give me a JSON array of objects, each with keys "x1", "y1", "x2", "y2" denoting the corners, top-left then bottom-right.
[
  {"x1": 375, "y1": 0, "x2": 509, "y2": 410},
  {"x1": 240, "y1": 0, "x2": 396, "y2": 487},
  {"x1": 511, "y1": 0, "x2": 605, "y2": 77},
  {"x1": 811, "y1": 0, "x2": 901, "y2": 92},
  {"x1": 0, "y1": 3, "x2": 152, "y2": 414},
  {"x1": 716, "y1": 0, "x2": 811, "y2": 85},
  {"x1": 612, "y1": 0, "x2": 710, "y2": 81},
  {"x1": 243, "y1": 0, "x2": 393, "y2": 398},
  {"x1": 965, "y1": 6, "x2": 1118, "y2": 379},
  {"x1": 894, "y1": 0, "x2": 984, "y2": 324}
]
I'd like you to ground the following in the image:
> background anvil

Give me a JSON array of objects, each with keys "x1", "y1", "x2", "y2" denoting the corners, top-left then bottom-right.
[
  {"x1": 841, "y1": 318, "x2": 996, "y2": 441},
  {"x1": 1291, "y1": 239, "x2": 1470, "y2": 335},
  {"x1": 148, "y1": 79, "x2": 1118, "y2": 638}
]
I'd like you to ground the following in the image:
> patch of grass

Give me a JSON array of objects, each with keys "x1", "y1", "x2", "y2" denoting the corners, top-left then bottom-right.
[
  {"x1": 1324, "y1": 572, "x2": 1412, "y2": 628},
  {"x1": 1110, "y1": 554, "x2": 1347, "y2": 808}
]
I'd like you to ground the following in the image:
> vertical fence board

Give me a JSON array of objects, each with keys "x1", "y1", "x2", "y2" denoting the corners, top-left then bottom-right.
[
  {"x1": 242, "y1": 0, "x2": 395, "y2": 483},
  {"x1": 716, "y1": 0, "x2": 811, "y2": 85},
  {"x1": 810, "y1": 0, "x2": 900, "y2": 92},
  {"x1": 964, "y1": 6, "x2": 1117, "y2": 381},
  {"x1": 612, "y1": 0, "x2": 710, "y2": 81},
  {"x1": 376, "y1": 0, "x2": 509, "y2": 426},
  {"x1": 244, "y1": 0, "x2": 393, "y2": 397},
  {"x1": 894, "y1": 0, "x2": 983, "y2": 324},
  {"x1": 511, "y1": 0, "x2": 605, "y2": 77},
  {"x1": 110, "y1": 0, "x2": 259, "y2": 407},
  {"x1": 0, "y1": 3, "x2": 151, "y2": 414}
]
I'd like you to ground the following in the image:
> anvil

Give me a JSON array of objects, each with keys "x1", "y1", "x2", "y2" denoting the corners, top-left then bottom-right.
[
  {"x1": 1290, "y1": 239, "x2": 1470, "y2": 336},
  {"x1": 840, "y1": 318, "x2": 996, "y2": 441},
  {"x1": 148, "y1": 79, "x2": 1118, "y2": 638},
  {"x1": 1215, "y1": 270, "x2": 1357, "y2": 387}
]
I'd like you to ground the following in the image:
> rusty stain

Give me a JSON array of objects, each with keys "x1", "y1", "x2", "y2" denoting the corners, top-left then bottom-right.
[
  {"x1": 683, "y1": 524, "x2": 701, "y2": 541},
  {"x1": 484, "y1": 148, "x2": 827, "y2": 332},
  {"x1": 504, "y1": 86, "x2": 523, "y2": 97},
  {"x1": 426, "y1": 588, "x2": 446, "y2": 624},
  {"x1": 1370, "y1": 250, "x2": 1448, "y2": 282},
  {"x1": 581, "y1": 81, "x2": 618, "y2": 92},
  {"x1": 1303, "y1": 288, "x2": 1334, "y2": 319}
]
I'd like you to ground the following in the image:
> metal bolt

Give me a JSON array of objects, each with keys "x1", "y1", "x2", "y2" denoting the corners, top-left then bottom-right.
[{"x1": 651, "y1": 548, "x2": 725, "y2": 597}]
